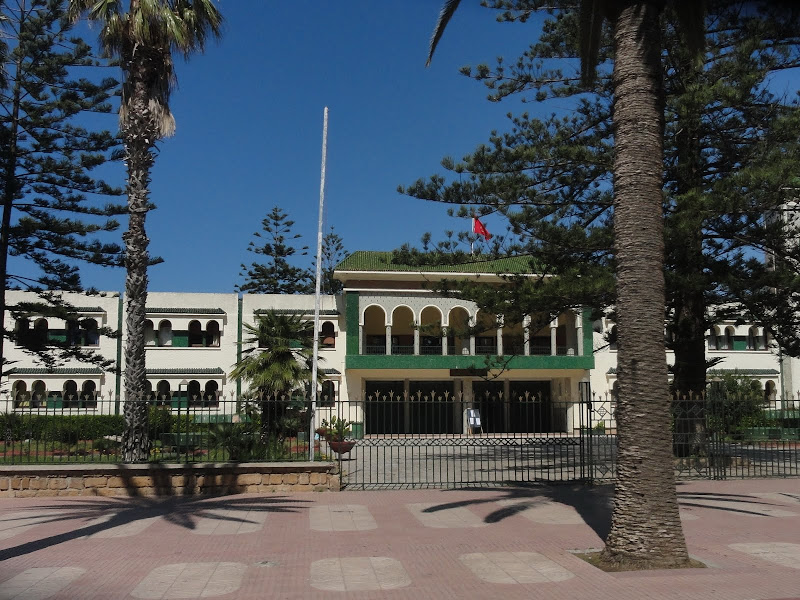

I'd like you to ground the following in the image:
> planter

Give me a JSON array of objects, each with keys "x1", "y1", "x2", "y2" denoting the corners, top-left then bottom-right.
[{"x1": 327, "y1": 440, "x2": 356, "y2": 455}]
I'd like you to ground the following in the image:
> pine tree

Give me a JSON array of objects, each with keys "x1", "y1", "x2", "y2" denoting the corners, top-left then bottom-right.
[
  {"x1": 310, "y1": 227, "x2": 347, "y2": 296},
  {"x1": 238, "y1": 206, "x2": 313, "y2": 295},
  {"x1": 404, "y1": 1, "x2": 800, "y2": 396},
  {"x1": 0, "y1": 0, "x2": 125, "y2": 374}
]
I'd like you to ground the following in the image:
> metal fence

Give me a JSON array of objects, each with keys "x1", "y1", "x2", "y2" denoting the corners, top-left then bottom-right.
[
  {"x1": 2, "y1": 393, "x2": 799, "y2": 488},
  {"x1": 1, "y1": 396, "x2": 324, "y2": 464}
]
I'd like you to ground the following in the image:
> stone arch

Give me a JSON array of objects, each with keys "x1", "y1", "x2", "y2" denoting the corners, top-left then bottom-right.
[
  {"x1": 156, "y1": 380, "x2": 171, "y2": 401},
  {"x1": 63, "y1": 380, "x2": 79, "y2": 401},
  {"x1": 204, "y1": 380, "x2": 219, "y2": 404},
  {"x1": 188, "y1": 320, "x2": 203, "y2": 346},
  {"x1": 420, "y1": 306, "x2": 443, "y2": 355},
  {"x1": 158, "y1": 320, "x2": 173, "y2": 346},
  {"x1": 321, "y1": 320, "x2": 336, "y2": 348},
  {"x1": 33, "y1": 318, "x2": 48, "y2": 345},
  {"x1": 390, "y1": 305, "x2": 415, "y2": 354},
  {"x1": 81, "y1": 380, "x2": 97, "y2": 404},
  {"x1": 475, "y1": 310, "x2": 498, "y2": 355},
  {"x1": 724, "y1": 326, "x2": 735, "y2": 350},
  {"x1": 188, "y1": 380, "x2": 202, "y2": 403},
  {"x1": 363, "y1": 305, "x2": 387, "y2": 355},
  {"x1": 144, "y1": 320, "x2": 156, "y2": 346},
  {"x1": 206, "y1": 320, "x2": 221, "y2": 347},
  {"x1": 81, "y1": 318, "x2": 99, "y2": 346},
  {"x1": 447, "y1": 306, "x2": 471, "y2": 355}
]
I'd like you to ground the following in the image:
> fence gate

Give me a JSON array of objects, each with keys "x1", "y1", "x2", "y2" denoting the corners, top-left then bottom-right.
[{"x1": 337, "y1": 388, "x2": 617, "y2": 489}]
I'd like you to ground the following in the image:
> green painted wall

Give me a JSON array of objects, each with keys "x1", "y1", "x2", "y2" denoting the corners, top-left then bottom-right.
[
  {"x1": 172, "y1": 332, "x2": 189, "y2": 347},
  {"x1": 346, "y1": 353, "x2": 594, "y2": 371},
  {"x1": 346, "y1": 291, "x2": 359, "y2": 355},
  {"x1": 733, "y1": 337, "x2": 748, "y2": 351},
  {"x1": 582, "y1": 308, "x2": 593, "y2": 357}
]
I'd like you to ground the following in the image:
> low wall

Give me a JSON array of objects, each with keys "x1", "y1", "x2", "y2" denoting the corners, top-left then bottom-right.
[{"x1": 0, "y1": 462, "x2": 340, "y2": 498}]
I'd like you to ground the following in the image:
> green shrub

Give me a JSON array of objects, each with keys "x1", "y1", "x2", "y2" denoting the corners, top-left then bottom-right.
[{"x1": 0, "y1": 414, "x2": 125, "y2": 443}]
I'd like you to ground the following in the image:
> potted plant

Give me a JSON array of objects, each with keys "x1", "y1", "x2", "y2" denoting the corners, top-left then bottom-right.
[{"x1": 318, "y1": 416, "x2": 356, "y2": 455}]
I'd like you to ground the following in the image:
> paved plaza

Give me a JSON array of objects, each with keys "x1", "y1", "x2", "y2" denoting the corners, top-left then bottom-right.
[{"x1": 1, "y1": 479, "x2": 800, "y2": 599}]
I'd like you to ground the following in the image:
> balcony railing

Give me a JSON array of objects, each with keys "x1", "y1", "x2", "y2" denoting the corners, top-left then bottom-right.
[
  {"x1": 365, "y1": 345, "x2": 386, "y2": 355},
  {"x1": 391, "y1": 344, "x2": 414, "y2": 355},
  {"x1": 420, "y1": 344, "x2": 443, "y2": 355}
]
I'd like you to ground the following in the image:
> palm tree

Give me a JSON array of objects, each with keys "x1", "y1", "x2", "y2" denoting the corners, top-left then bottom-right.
[
  {"x1": 427, "y1": 0, "x2": 702, "y2": 569},
  {"x1": 68, "y1": 0, "x2": 222, "y2": 462},
  {"x1": 230, "y1": 310, "x2": 321, "y2": 444}
]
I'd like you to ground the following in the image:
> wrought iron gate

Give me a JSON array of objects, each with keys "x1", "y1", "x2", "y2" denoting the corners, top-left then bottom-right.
[{"x1": 335, "y1": 391, "x2": 618, "y2": 489}]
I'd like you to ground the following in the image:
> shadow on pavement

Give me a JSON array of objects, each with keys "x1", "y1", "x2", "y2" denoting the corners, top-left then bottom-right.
[{"x1": 0, "y1": 493, "x2": 311, "y2": 561}]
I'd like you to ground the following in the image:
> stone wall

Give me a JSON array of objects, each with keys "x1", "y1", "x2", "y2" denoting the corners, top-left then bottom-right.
[{"x1": 0, "y1": 462, "x2": 339, "y2": 497}]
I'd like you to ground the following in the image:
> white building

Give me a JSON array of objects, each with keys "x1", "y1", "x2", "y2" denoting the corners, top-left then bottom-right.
[{"x1": 1, "y1": 251, "x2": 787, "y2": 430}]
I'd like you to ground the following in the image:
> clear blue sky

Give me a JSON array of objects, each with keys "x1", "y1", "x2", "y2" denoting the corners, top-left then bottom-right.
[{"x1": 21, "y1": 2, "x2": 554, "y2": 294}]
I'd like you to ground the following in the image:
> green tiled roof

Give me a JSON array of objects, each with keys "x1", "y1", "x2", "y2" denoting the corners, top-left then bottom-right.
[
  {"x1": 145, "y1": 367, "x2": 225, "y2": 375},
  {"x1": 606, "y1": 367, "x2": 779, "y2": 376},
  {"x1": 255, "y1": 309, "x2": 339, "y2": 316},
  {"x1": 708, "y1": 368, "x2": 779, "y2": 376},
  {"x1": 322, "y1": 368, "x2": 341, "y2": 375},
  {"x1": 146, "y1": 307, "x2": 225, "y2": 315},
  {"x1": 9, "y1": 367, "x2": 104, "y2": 375},
  {"x1": 335, "y1": 251, "x2": 538, "y2": 275}
]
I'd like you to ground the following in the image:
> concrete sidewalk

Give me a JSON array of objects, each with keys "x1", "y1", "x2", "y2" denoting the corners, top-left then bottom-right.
[{"x1": 1, "y1": 479, "x2": 799, "y2": 599}]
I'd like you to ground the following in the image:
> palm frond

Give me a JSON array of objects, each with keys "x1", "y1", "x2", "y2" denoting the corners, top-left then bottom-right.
[{"x1": 426, "y1": 0, "x2": 462, "y2": 67}]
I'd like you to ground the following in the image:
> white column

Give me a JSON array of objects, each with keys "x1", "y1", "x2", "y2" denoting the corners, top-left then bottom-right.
[
  {"x1": 358, "y1": 324, "x2": 364, "y2": 355},
  {"x1": 414, "y1": 323, "x2": 420, "y2": 355},
  {"x1": 497, "y1": 315, "x2": 503, "y2": 356},
  {"x1": 385, "y1": 324, "x2": 392, "y2": 355},
  {"x1": 523, "y1": 315, "x2": 531, "y2": 356},
  {"x1": 441, "y1": 327, "x2": 448, "y2": 356},
  {"x1": 550, "y1": 319, "x2": 558, "y2": 356},
  {"x1": 575, "y1": 309, "x2": 583, "y2": 356}
]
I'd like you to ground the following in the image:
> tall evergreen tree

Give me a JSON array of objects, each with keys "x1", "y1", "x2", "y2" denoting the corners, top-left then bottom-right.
[
  {"x1": 238, "y1": 206, "x2": 313, "y2": 295},
  {"x1": 420, "y1": 0, "x2": 800, "y2": 570},
  {"x1": 68, "y1": 0, "x2": 223, "y2": 463},
  {"x1": 311, "y1": 227, "x2": 347, "y2": 296},
  {"x1": 0, "y1": 0, "x2": 125, "y2": 373}
]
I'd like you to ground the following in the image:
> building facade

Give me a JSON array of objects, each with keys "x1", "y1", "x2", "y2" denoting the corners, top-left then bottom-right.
[{"x1": 1, "y1": 251, "x2": 788, "y2": 432}]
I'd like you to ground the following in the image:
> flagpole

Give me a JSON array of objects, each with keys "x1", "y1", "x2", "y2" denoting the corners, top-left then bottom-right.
[{"x1": 310, "y1": 107, "x2": 329, "y2": 461}]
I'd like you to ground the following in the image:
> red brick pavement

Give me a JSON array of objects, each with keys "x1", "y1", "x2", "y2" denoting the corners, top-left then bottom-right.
[{"x1": 1, "y1": 479, "x2": 799, "y2": 599}]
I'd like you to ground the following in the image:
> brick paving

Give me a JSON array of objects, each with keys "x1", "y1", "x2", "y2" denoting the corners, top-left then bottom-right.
[{"x1": 0, "y1": 479, "x2": 799, "y2": 599}]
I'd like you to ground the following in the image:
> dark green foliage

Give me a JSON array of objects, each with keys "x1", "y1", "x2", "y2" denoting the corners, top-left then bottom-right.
[
  {"x1": 238, "y1": 206, "x2": 312, "y2": 294},
  {"x1": 0, "y1": 412, "x2": 125, "y2": 442},
  {"x1": 401, "y1": 2, "x2": 800, "y2": 396},
  {"x1": 706, "y1": 374, "x2": 774, "y2": 435},
  {"x1": 0, "y1": 0, "x2": 125, "y2": 373},
  {"x1": 312, "y1": 227, "x2": 347, "y2": 295}
]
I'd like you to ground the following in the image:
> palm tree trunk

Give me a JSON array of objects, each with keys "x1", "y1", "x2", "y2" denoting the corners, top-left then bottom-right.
[
  {"x1": 601, "y1": 1, "x2": 690, "y2": 568},
  {"x1": 120, "y1": 52, "x2": 154, "y2": 463}
]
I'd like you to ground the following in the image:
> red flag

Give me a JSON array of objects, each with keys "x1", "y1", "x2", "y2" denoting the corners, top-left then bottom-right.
[{"x1": 472, "y1": 217, "x2": 492, "y2": 241}]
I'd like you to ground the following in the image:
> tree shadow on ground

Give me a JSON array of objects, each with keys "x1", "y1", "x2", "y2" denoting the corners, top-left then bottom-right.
[
  {"x1": 675, "y1": 484, "x2": 800, "y2": 517},
  {"x1": 422, "y1": 483, "x2": 615, "y2": 540},
  {"x1": 419, "y1": 482, "x2": 800, "y2": 540},
  {"x1": 0, "y1": 468, "x2": 313, "y2": 561}
]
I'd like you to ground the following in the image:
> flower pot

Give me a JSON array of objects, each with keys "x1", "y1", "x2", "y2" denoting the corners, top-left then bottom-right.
[{"x1": 328, "y1": 440, "x2": 356, "y2": 455}]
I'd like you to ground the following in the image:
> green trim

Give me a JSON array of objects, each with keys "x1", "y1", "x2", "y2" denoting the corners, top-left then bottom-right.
[
  {"x1": 10, "y1": 367, "x2": 102, "y2": 375},
  {"x1": 582, "y1": 308, "x2": 593, "y2": 357},
  {"x1": 733, "y1": 337, "x2": 747, "y2": 351},
  {"x1": 346, "y1": 353, "x2": 594, "y2": 370},
  {"x1": 346, "y1": 291, "x2": 359, "y2": 355},
  {"x1": 115, "y1": 296, "x2": 122, "y2": 415},
  {"x1": 236, "y1": 296, "x2": 242, "y2": 397}
]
